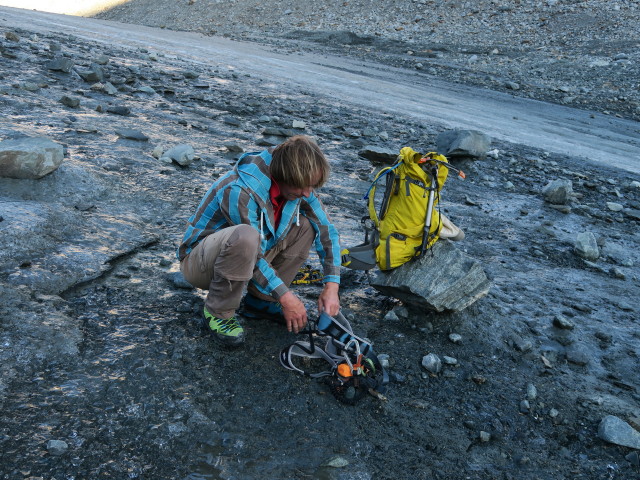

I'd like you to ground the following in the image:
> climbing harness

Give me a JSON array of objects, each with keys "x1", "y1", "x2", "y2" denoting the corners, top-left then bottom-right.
[
  {"x1": 279, "y1": 311, "x2": 388, "y2": 405},
  {"x1": 292, "y1": 265, "x2": 324, "y2": 285}
]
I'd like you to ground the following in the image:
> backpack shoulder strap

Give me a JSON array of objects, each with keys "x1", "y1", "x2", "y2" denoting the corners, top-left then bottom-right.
[{"x1": 364, "y1": 161, "x2": 402, "y2": 228}]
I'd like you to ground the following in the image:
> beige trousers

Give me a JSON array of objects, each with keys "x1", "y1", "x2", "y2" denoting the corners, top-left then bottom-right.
[{"x1": 180, "y1": 217, "x2": 315, "y2": 318}]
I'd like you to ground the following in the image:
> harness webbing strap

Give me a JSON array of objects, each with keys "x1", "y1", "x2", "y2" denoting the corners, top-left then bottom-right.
[
  {"x1": 279, "y1": 340, "x2": 343, "y2": 378},
  {"x1": 317, "y1": 312, "x2": 372, "y2": 356}
]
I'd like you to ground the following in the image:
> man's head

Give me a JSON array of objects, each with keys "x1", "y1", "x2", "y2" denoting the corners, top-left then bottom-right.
[{"x1": 271, "y1": 135, "x2": 329, "y2": 199}]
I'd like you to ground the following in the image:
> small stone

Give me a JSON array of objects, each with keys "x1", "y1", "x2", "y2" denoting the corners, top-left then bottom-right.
[
  {"x1": 377, "y1": 354, "x2": 390, "y2": 369},
  {"x1": 394, "y1": 306, "x2": 409, "y2": 319},
  {"x1": 5, "y1": 31, "x2": 20, "y2": 42},
  {"x1": 505, "y1": 81, "x2": 520, "y2": 90},
  {"x1": 383, "y1": 310, "x2": 399, "y2": 321},
  {"x1": 542, "y1": 179, "x2": 573, "y2": 205},
  {"x1": 164, "y1": 144, "x2": 196, "y2": 166},
  {"x1": 292, "y1": 120, "x2": 306, "y2": 129},
  {"x1": 152, "y1": 144, "x2": 166, "y2": 159},
  {"x1": 358, "y1": 145, "x2": 397, "y2": 164},
  {"x1": 223, "y1": 116, "x2": 242, "y2": 126},
  {"x1": 566, "y1": 344, "x2": 590, "y2": 366},
  {"x1": 60, "y1": 96, "x2": 80, "y2": 108},
  {"x1": 479, "y1": 431, "x2": 491, "y2": 442},
  {"x1": 442, "y1": 356, "x2": 458, "y2": 365},
  {"x1": 104, "y1": 82, "x2": 119, "y2": 95},
  {"x1": 448, "y1": 333, "x2": 462, "y2": 344},
  {"x1": 47, "y1": 439, "x2": 69, "y2": 456},
  {"x1": 21, "y1": 82, "x2": 40, "y2": 92},
  {"x1": 513, "y1": 336, "x2": 533, "y2": 352},
  {"x1": 106, "y1": 106, "x2": 131, "y2": 116},
  {"x1": 549, "y1": 408, "x2": 559, "y2": 418},
  {"x1": 93, "y1": 55, "x2": 110, "y2": 65},
  {"x1": 421, "y1": 353, "x2": 442, "y2": 374},
  {"x1": 574, "y1": 232, "x2": 599, "y2": 261},
  {"x1": 45, "y1": 57, "x2": 73, "y2": 73},
  {"x1": 526, "y1": 383, "x2": 537, "y2": 401},
  {"x1": 519, "y1": 399, "x2": 530, "y2": 413},
  {"x1": 176, "y1": 302, "x2": 192, "y2": 313},
  {"x1": 115, "y1": 128, "x2": 148, "y2": 141},
  {"x1": 552, "y1": 314, "x2": 575, "y2": 330},
  {"x1": 225, "y1": 143, "x2": 244, "y2": 153},
  {"x1": 407, "y1": 399, "x2": 429, "y2": 409},
  {"x1": 77, "y1": 66, "x2": 105, "y2": 83},
  {"x1": 606, "y1": 202, "x2": 624, "y2": 212},
  {"x1": 625, "y1": 209, "x2": 640, "y2": 221},
  {"x1": 170, "y1": 271, "x2": 193, "y2": 289},
  {"x1": 323, "y1": 455, "x2": 349, "y2": 468}
]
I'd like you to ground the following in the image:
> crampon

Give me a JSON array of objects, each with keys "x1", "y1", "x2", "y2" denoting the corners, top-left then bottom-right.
[{"x1": 279, "y1": 311, "x2": 388, "y2": 405}]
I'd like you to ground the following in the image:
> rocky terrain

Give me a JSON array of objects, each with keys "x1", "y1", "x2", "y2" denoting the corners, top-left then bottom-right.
[
  {"x1": 1, "y1": 3, "x2": 640, "y2": 480},
  {"x1": 97, "y1": 0, "x2": 640, "y2": 122}
]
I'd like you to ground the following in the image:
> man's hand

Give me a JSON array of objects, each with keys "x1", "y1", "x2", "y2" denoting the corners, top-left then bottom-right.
[
  {"x1": 279, "y1": 291, "x2": 308, "y2": 333},
  {"x1": 318, "y1": 282, "x2": 340, "y2": 317}
]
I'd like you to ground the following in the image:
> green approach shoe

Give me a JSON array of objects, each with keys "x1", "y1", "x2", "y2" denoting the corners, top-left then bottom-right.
[{"x1": 203, "y1": 308, "x2": 245, "y2": 347}]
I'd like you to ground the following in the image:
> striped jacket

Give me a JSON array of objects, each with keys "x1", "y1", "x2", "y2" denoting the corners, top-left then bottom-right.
[{"x1": 177, "y1": 149, "x2": 341, "y2": 299}]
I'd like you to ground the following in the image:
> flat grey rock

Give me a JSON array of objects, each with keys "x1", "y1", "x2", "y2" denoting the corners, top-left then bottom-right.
[{"x1": 370, "y1": 240, "x2": 490, "y2": 312}]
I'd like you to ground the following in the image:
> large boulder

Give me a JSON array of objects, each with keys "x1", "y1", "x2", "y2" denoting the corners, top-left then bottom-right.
[
  {"x1": 0, "y1": 137, "x2": 64, "y2": 179},
  {"x1": 370, "y1": 240, "x2": 491, "y2": 312}
]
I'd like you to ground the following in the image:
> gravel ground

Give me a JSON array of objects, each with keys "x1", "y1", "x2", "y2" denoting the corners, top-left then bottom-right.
[{"x1": 96, "y1": 0, "x2": 640, "y2": 121}]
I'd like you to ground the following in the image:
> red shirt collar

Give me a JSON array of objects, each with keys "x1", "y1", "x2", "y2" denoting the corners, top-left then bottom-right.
[{"x1": 269, "y1": 178, "x2": 286, "y2": 227}]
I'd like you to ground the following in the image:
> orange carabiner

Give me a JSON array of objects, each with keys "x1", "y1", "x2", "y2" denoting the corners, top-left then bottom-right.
[{"x1": 337, "y1": 363, "x2": 353, "y2": 378}]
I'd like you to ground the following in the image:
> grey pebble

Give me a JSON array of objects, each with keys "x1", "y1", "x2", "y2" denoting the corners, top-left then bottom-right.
[{"x1": 47, "y1": 439, "x2": 69, "y2": 456}]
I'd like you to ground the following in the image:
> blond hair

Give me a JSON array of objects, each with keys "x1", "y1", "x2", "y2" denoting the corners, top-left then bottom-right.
[{"x1": 271, "y1": 135, "x2": 329, "y2": 189}]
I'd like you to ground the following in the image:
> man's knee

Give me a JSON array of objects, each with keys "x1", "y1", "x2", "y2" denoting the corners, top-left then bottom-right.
[{"x1": 225, "y1": 224, "x2": 260, "y2": 257}]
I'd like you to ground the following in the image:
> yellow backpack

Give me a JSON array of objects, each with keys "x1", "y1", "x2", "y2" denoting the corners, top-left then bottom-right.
[{"x1": 366, "y1": 147, "x2": 450, "y2": 270}]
